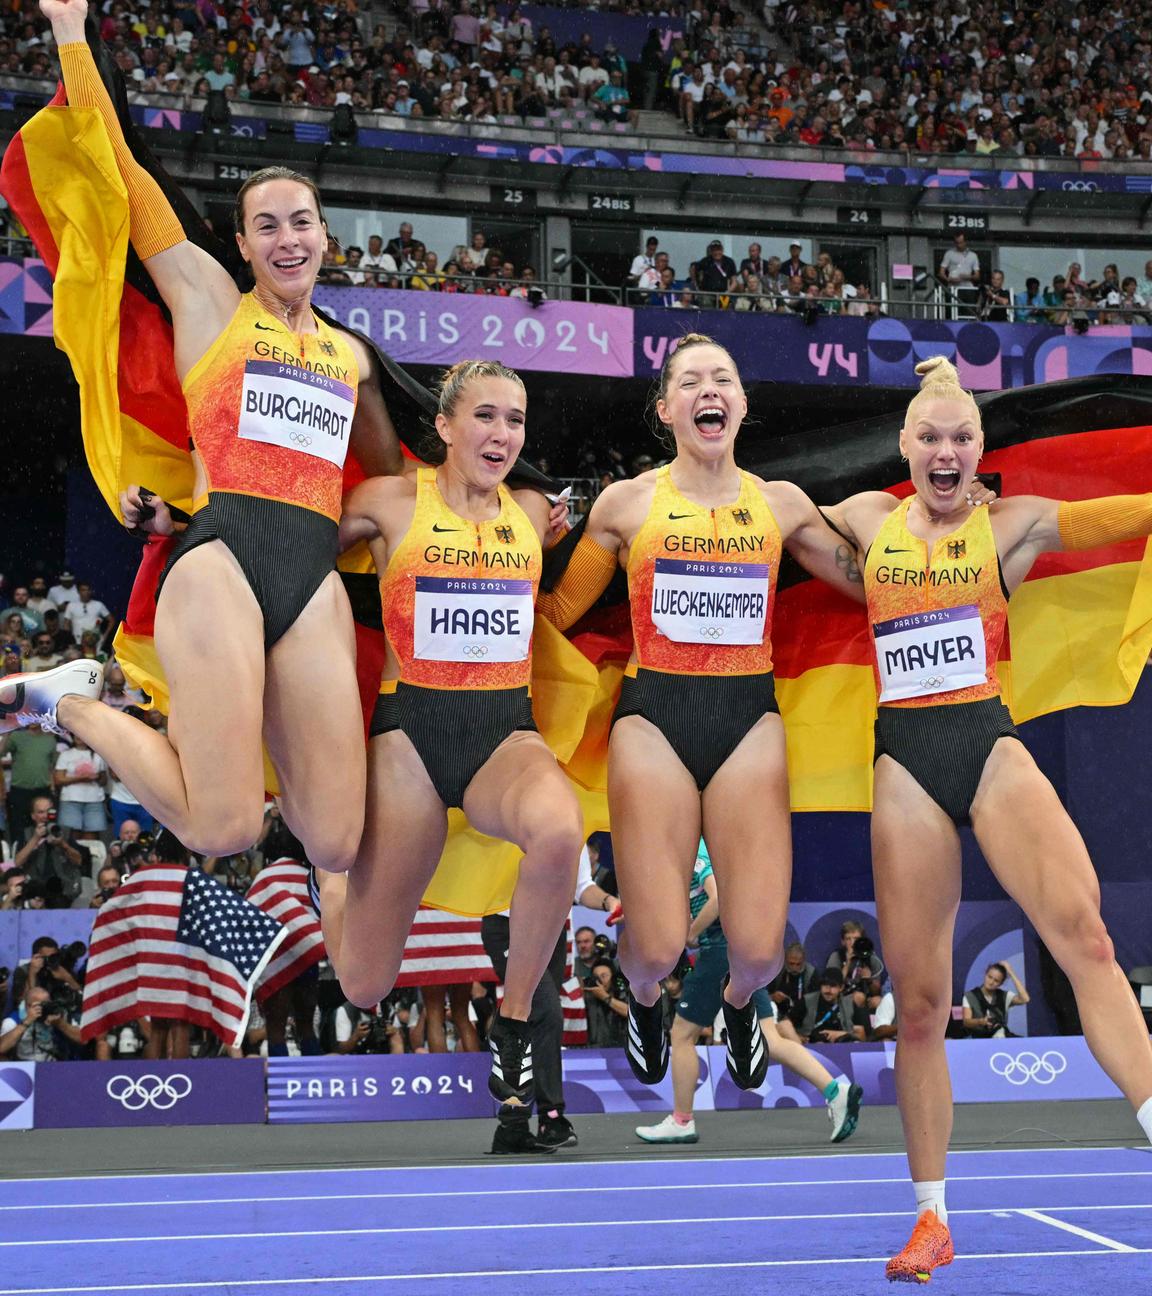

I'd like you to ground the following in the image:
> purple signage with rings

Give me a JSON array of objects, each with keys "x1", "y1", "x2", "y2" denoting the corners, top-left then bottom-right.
[
  {"x1": 32, "y1": 1059, "x2": 266, "y2": 1129},
  {"x1": 312, "y1": 287, "x2": 634, "y2": 378}
]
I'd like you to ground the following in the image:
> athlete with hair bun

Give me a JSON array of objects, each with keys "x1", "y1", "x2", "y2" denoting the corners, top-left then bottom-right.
[
  {"x1": 318, "y1": 359, "x2": 584, "y2": 1143},
  {"x1": 818, "y1": 356, "x2": 1152, "y2": 1283}
]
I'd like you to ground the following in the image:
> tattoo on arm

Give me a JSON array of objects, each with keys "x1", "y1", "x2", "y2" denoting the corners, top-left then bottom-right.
[{"x1": 835, "y1": 544, "x2": 862, "y2": 583}]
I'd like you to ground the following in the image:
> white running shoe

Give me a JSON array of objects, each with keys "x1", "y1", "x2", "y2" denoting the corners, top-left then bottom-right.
[
  {"x1": 827, "y1": 1080, "x2": 864, "y2": 1143},
  {"x1": 635, "y1": 1113, "x2": 698, "y2": 1144},
  {"x1": 0, "y1": 660, "x2": 104, "y2": 737}
]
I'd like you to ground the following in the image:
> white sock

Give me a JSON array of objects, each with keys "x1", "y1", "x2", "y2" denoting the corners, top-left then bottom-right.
[
  {"x1": 913, "y1": 1179, "x2": 948, "y2": 1226},
  {"x1": 1137, "y1": 1096, "x2": 1152, "y2": 1144}
]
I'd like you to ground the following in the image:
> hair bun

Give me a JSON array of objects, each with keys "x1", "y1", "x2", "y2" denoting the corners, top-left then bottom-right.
[{"x1": 914, "y1": 356, "x2": 961, "y2": 388}]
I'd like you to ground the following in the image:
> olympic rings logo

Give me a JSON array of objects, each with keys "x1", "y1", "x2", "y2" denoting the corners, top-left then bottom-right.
[
  {"x1": 919, "y1": 675, "x2": 946, "y2": 689},
  {"x1": 461, "y1": 644, "x2": 490, "y2": 658},
  {"x1": 1061, "y1": 180, "x2": 1100, "y2": 192},
  {"x1": 106, "y1": 1073, "x2": 193, "y2": 1110},
  {"x1": 289, "y1": 432, "x2": 313, "y2": 447},
  {"x1": 989, "y1": 1051, "x2": 1067, "y2": 1086},
  {"x1": 698, "y1": 626, "x2": 724, "y2": 640}
]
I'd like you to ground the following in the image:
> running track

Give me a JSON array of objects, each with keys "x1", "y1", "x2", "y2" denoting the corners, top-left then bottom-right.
[{"x1": 0, "y1": 1146, "x2": 1150, "y2": 1294}]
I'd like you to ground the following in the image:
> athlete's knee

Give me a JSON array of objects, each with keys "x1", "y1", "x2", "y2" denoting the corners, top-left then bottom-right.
[
  {"x1": 620, "y1": 937, "x2": 683, "y2": 986},
  {"x1": 521, "y1": 810, "x2": 583, "y2": 872},
  {"x1": 894, "y1": 984, "x2": 952, "y2": 1042},
  {"x1": 1051, "y1": 907, "x2": 1114, "y2": 971},
  {"x1": 339, "y1": 967, "x2": 396, "y2": 1013},
  {"x1": 305, "y1": 824, "x2": 361, "y2": 876},
  {"x1": 185, "y1": 806, "x2": 265, "y2": 859}
]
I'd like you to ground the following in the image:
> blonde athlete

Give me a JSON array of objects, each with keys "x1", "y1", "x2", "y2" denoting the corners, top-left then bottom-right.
[{"x1": 821, "y1": 357, "x2": 1152, "y2": 1283}]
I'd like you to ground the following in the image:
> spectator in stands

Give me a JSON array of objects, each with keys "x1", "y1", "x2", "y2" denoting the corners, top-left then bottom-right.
[
  {"x1": 692, "y1": 239, "x2": 738, "y2": 307},
  {"x1": 739, "y1": 242, "x2": 766, "y2": 282},
  {"x1": 573, "y1": 926, "x2": 598, "y2": 981},
  {"x1": 48, "y1": 572, "x2": 79, "y2": 610},
  {"x1": 24, "y1": 631, "x2": 62, "y2": 673},
  {"x1": 979, "y1": 269, "x2": 1012, "y2": 322},
  {"x1": 101, "y1": 664, "x2": 144, "y2": 712},
  {"x1": 53, "y1": 736, "x2": 107, "y2": 841},
  {"x1": 63, "y1": 582, "x2": 109, "y2": 644},
  {"x1": 25, "y1": 578, "x2": 56, "y2": 620},
  {"x1": 385, "y1": 221, "x2": 416, "y2": 265},
  {"x1": 0, "y1": 983, "x2": 81, "y2": 1061},
  {"x1": 578, "y1": 51, "x2": 608, "y2": 101},
  {"x1": 362, "y1": 234, "x2": 397, "y2": 285},
  {"x1": 1, "y1": 724, "x2": 58, "y2": 845},
  {"x1": 593, "y1": 69, "x2": 635, "y2": 127},
  {"x1": 799, "y1": 968, "x2": 869, "y2": 1043},
  {"x1": 963, "y1": 962, "x2": 1029, "y2": 1039},
  {"x1": 0, "y1": 588, "x2": 44, "y2": 637},
  {"x1": 1139, "y1": 261, "x2": 1152, "y2": 304},
  {"x1": 938, "y1": 233, "x2": 981, "y2": 318},
  {"x1": 40, "y1": 609, "x2": 72, "y2": 656},
  {"x1": 637, "y1": 250, "x2": 670, "y2": 293},
  {"x1": 628, "y1": 236, "x2": 659, "y2": 288},
  {"x1": 90, "y1": 862, "x2": 124, "y2": 910},
  {"x1": 1015, "y1": 277, "x2": 1046, "y2": 323},
  {"x1": 783, "y1": 241, "x2": 805, "y2": 279},
  {"x1": 767, "y1": 941, "x2": 818, "y2": 1029},
  {"x1": 872, "y1": 984, "x2": 898, "y2": 1040},
  {"x1": 734, "y1": 274, "x2": 773, "y2": 312},
  {"x1": 1, "y1": 869, "x2": 28, "y2": 912}
]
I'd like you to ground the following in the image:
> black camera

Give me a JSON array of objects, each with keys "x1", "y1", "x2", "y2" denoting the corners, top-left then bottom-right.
[
  {"x1": 853, "y1": 935, "x2": 875, "y2": 960},
  {"x1": 0, "y1": 967, "x2": 9, "y2": 983},
  {"x1": 592, "y1": 932, "x2": 615, "y2": 958}
]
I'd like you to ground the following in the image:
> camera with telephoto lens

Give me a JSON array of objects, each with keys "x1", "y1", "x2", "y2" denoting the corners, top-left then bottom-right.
[
  {"x1": 593, "y1": 932, "x2": 616, "y2": 959},
  {"x1": 0, "y1": 967, "x2": 9, "y2": 984}
]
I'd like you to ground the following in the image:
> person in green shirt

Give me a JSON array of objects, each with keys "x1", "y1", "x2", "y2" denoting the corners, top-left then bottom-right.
[{"x1": 2, "y1": 724, "x2": 59, "y2": 844}]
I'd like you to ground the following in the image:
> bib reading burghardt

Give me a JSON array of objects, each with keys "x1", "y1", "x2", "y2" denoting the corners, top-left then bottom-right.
[
  {"x1": 413, "y1": 577, "x2": 535, "y2": 663},
  {"x1": 873, "y1": 604, "x2": 987, "y2": 702},
  {"x1": 650, "y1": 558, "x2": 770, "y2": 645},
  {"x1": 239, "y1": 360, "x2": 355, "y2": 468}
]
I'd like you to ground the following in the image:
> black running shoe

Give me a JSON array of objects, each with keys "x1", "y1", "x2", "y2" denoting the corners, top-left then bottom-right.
[
  {"x1": 488, "y1": 1015, "x2": 534, "y2": 1109},
  {"x1": 537, "y1": 1111, "x2": 578, "y2": 1149},
  {"x1": 625, "y1": 993, "x2": 669, "y2": 1085},
  {"x1": 721, "y1": 975, "x2": 769, "y2": 1090},
  {"x1": 307, "y1": 864, "x2": 322, "y2": 918},
  {"x1": 488, "y1": 1107, "x2": 555, "y2": 1155}
]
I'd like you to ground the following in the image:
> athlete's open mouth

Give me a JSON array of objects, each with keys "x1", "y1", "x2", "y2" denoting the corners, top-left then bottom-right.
[
  {"x1": 481, "y1": 451, "x2": 507, "y2": 465},
  {"x1": 273, "y1": 256, "x2": 308, "y2": 271},
  {"x1": 928, "y1": 469, "x2": 961, "y2": 495},
  {"x1": 694, "y1": 406, "x2": 727, "y2": 434}
]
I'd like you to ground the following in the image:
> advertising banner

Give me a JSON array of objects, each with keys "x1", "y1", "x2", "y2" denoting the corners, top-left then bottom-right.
[
  {"x1": 32, "y1": 1058, "x2": 266, "y2": 1129},
  {"x1": 0, "y1": 1063, "x2": 35, "y2": 1131},
  {"x1": 312, "y1": 287, "x2": 634, "y2": 378}
]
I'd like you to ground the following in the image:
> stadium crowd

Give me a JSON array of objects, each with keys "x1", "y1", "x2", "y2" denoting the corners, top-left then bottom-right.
[{"x1": 1, "y1": 0, "x2": 1150, "y2": 157}]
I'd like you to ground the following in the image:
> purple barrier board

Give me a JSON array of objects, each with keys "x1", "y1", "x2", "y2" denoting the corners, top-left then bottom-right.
[
  {"x1": 32, "y1": 1058, "x2": 266, "y2": 1129},
  {"x1": 312, "y1": 287, "x2": 634, "y2": 377},
  {"x1": 0, "y1": 1063, "x2": 36, "y2": 1131}
]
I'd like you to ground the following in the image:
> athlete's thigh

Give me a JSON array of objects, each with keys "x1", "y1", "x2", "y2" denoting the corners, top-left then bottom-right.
[
  {"x1": 608, "y1": 715, "x2": 701, "y2": 934},
  {"x1": 970, "y1": 738, "x2": 1102, "y2": 934},
  {"x1": 263, "y1": 571, "x2": 366, "y2": 843},
  {"x1": 702, "y1": 712, "x2": 791, "y2": 944},
  {"x1": 462, "y1": 730, "x2": 582, "y2": 849},
  {"x1": 154, "y1": 541, "x2": 267, "y2": 818},
  {"x1": 342, "y1": 731, "x2": 449, "y2": 947},
  {"x1": 872, "y1": 755, "x2": 962, "y2": 995}
]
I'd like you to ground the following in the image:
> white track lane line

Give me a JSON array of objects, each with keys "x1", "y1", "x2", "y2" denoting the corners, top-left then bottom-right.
[
  {"x1": 0, "y1": 1143, "x2": 1132, "y2": 1186},
  {"x1": 1, "y1": 1167, "x2": 1150, "y2": 1212},
  {"x1": 1017, "y1": 1208, "x2": 1138, "y2": 1252},
  {"x1": 1, "y1": 1247, "x2": 1150, "y2": 1294},
  {"x1": 3, "y1": 1203, "x2": 1151, "y2": 1249}
]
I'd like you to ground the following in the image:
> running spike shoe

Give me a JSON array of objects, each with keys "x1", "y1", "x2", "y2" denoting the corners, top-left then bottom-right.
[
  {"x1": 307, "y1": 863, "x2": 322, "y2": 917},
  {"x1": 625, "y1": 993, "x2": 669, "y2": 1085},
  {"x1": 488, "y1": 1015, "x2": 534, "y2": 1108},
  {"x1": 0, "y1": 660, "x2": 104, "y2": 737},
  {"x1": 635, "y1": 1113, "x2": 698, "y2": 1144},
  {"x1": 828, "y1": 1081, "x2": 864, "y2": 1143},
  {"x1": 886, "y1": 1211, "x2": 954, "y2": 1284},
  {"x1": 721, "y1": 976, "x2": 769, "y2": 1090}
]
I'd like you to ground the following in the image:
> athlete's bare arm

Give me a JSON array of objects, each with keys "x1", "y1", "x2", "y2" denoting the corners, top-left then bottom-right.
[
  {"x1": 346, "y1": 338, "x2": 406, "y2": 479},
  {"x1": 760, "y1": 480, "x2": 871, "y2": 604},
  {"x1": 584, "y1": 475, "x2": 654, "y2": 563},
  {"x1": 989, "y1": 496, "x2": 1072, "y2": 593},
  {"x1": 338, "y1": 474, "x2": 416, "y2": 557}
]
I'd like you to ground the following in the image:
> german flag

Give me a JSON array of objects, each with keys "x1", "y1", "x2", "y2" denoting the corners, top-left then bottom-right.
[{"x1": 550, "y1": 375, "x2": 1152, "y2": 815}]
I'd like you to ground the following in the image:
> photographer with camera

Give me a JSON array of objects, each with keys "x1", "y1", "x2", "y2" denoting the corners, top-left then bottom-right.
[
  {"x1": 1, "y1": 867, "x2": 28, "y2": 911},
  {"x1": 11, "y1": 795, "x2": 85, "y2": 903},
  {"x1": 0, "y1": 980, "x2": 83, "y2": 1061},
  {"x1": 799, "y1": 968, "x2": 870, "y2": 1044},
  {"x1": 963, "y1": 962, "x2": 1029, "y2": 1039},
  {"x1": 89, "y1": 863, "x2": 124, "y2": 909},
  {"x1": 827, "y1": 920, "x2": 886, "y2": 1013},
  {"x1": 585, "y1": 959, "x2": 628, "y2": 1047},
  {"x1": 766, "y1": 942, "x2": 819, "y2": 1036}
]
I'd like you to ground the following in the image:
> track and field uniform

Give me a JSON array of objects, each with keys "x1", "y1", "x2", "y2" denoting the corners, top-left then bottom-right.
[
  {"x1": 613, "y1": 466, "x2": 783, "y2": 790},
  {"x1": 375, "y1": 466, "x2": 542, "y2": 808},
  {"x1": 864, "y1": 500, "x2": 1019, "y2": 824},
  {"x1": 159, "y1": 294, "x2": 359, "y2": 645}
]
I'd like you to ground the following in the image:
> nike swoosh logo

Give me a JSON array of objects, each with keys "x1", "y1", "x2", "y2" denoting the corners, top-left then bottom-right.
[
  {"x1": 884, "y1": 545, "x2": 911, "y2": 554},
  {"x1": 668, "y1": 512, "x2": 697, "y2": 521},
  {"x1": 431, "y1": 524, "x2": 462, "y2": 533},
  {"x1": 254, "y1": 322, "x2": 280, "y2": 332}
]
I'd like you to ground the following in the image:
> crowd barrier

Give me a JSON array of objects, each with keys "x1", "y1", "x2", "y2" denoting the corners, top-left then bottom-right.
[{"x1": 0, "y1": 1037, "x2": 1121, "y2": 1132}]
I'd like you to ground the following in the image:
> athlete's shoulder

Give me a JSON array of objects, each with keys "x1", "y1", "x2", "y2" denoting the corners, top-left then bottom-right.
[
  {"x1": 345, "y1": 471, "x2": 416, "y2": 518},
  {"x1": 594, "y1": 474, "x2": 652, "y2": 516}
]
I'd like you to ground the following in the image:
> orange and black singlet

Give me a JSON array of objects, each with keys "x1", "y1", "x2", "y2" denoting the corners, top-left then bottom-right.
[
  {"x1": 373, "y1": 467, "x2": 543, "y2": 807},
  {"x1": 864, "y1": 498, "x2": 1008, "y2": 707},
  {"x1": 626, "y1": 466, "x2": 782, "y2": 676},
  {"x1": 182, "y1": 293, "x2": 359, "y2": 523},
  {"x1": 157, "y1": 295, "x2": 360, "y2": 646},
  {"x1": 865, "y1": 499, "x2": 1019, "y2": 826}
]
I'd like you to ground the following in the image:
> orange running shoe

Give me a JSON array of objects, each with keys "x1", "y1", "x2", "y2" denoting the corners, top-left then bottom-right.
[{"x1": 886, "y1": 1210, "x2": 954, "y2": 1284}]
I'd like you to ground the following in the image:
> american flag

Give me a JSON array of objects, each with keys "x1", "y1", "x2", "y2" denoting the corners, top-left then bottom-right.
[
  {"x1": 81, "y1": 864, "x2": 286, "y2": 1049},
  {"x1": 393, "y1": 906, "x2": 498, "y2": 988},
  {"x1": 246, "y1": 858, "x2": 326, "y2": 1001}
]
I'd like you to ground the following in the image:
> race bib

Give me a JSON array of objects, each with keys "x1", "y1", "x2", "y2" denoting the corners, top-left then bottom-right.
[
  {"x1": 651, "y1": 558, "x2": 769, "y2": 645},
  {"x1": 413, "y1": 576, "x2": 534, "y2": 663},
  {"x1": 238, "y1": 360, "x2": 355, "y2": 468},
  {"x1": 873, "y1": 604, "x2": 987, "y2": 702}
]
